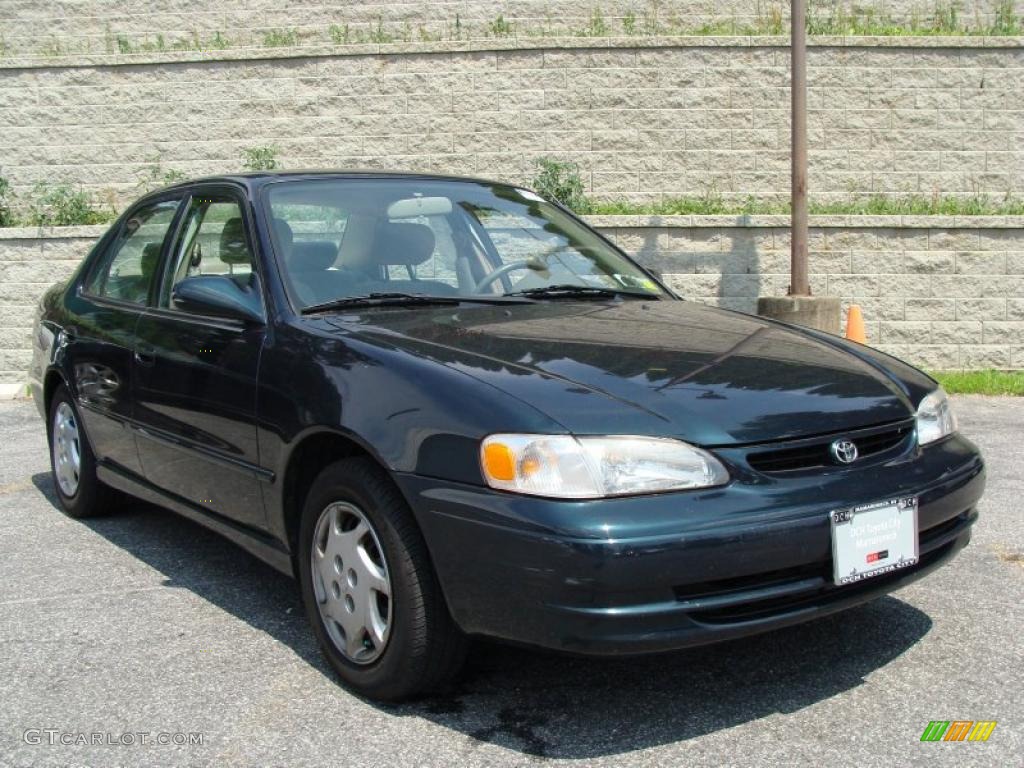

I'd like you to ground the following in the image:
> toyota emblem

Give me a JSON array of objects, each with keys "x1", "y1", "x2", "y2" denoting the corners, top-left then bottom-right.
[{"x1": 831, "y1": 439, "x2": 859, "y2": 464}]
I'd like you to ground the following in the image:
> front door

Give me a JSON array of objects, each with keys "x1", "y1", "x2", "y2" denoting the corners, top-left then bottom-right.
[{"x1": 131, "y1": 188, "x2": 268, "y2": 529}]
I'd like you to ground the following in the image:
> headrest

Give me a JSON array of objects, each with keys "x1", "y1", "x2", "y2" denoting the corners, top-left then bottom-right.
[
  {"x1": 372, "y1": 222, "x2": 435, "y2": 266},
  {"x1": 273, "y1": 218, "x2": 294, "y2": 254},
  {"x1": 219, "y1": 217, "x2": 251, "y2": 265},
  {"x1": 140, "y1": 242, "x2": 161, "y2": 276},
  {"x1": 289, "y1": 241, "x2": 337, "y2": 272}
]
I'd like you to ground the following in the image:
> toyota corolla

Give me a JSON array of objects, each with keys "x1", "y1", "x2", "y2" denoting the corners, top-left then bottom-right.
[{"x1": 30, "y1": 172, "x2": 985, "y2": 701}]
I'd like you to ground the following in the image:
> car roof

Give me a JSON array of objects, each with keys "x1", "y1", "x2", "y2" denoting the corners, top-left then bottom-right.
[{"x1": 154, "y1": 170, "x2": 515, "y2": 196}]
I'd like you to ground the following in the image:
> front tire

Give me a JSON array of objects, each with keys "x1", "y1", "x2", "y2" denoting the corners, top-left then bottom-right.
[
  {"x1": 298, "y1": 457, "x2": 468, "y2": 701},
  {"x1": 47, "y1": 384, "x2": 118, "y2": 518}
]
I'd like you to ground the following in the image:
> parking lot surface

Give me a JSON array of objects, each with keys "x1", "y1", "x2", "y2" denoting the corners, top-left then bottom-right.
[{"x1": 0, "y1": 396, "x2": 1021, "y2": 767}]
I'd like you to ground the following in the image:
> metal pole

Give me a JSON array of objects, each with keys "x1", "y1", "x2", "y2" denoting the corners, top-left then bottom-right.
[{"x1": 790, "y1": 0, "x2": 809, "y2": 296}]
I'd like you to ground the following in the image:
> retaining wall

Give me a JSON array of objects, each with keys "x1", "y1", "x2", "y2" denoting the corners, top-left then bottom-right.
[
  {"x1": 1, "y1": 37, "x2": 1022, "y2": 209},
  {"x1": 2, "y1": 1, "x2": 1023, "y2": 55},
  {"x1": 2, "y1": 215, "x2": 1021, "y2": 390}
]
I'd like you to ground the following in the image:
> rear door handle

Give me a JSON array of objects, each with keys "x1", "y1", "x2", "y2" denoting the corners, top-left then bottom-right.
[{"x1": 134, "y1": 345, "x2": 156, "y2": 367}]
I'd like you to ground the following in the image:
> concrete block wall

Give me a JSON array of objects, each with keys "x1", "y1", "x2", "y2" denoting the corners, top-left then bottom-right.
[
  {"x1": 598, "y1": 214, "x2": 1024, "y2": 369},
  {"x1": 1, "y1": 1, "x2": 1022, "y2": 55},
  {"x1": 0, "y1": 37, "x2": 1021, "y2": 211},
  {"x1": 2, "y1": 216, "x2": 1021, "y2": 388},
  {"x1": 0, "y1": 226, "x2": 94, "y2": 390}
]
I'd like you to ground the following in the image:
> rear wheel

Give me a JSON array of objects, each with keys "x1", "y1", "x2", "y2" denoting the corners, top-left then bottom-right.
[
  {"x1": 47, "y1": 384, "x2": 119, "y2": 518},
  {"x1": 298, "y1": 457, "x2": 468, "y2": 701}
]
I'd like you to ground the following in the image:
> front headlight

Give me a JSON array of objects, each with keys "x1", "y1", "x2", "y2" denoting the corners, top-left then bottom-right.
[
  {"x1": 480, "y1": 434, "x2": 729, "y2": 498},
  {"x1": 916, "y1": 388, "x2": 957, "y2": 446}
]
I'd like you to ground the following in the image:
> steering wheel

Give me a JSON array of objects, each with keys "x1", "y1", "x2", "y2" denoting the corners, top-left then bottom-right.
[{"x1": 472, "y1": 261, "x2": 534, "y2": 294}]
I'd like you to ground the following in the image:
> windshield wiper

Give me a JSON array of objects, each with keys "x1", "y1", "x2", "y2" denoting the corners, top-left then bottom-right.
[
  {"x1": 301, "y1": 292, "x2": 534, "y2": 314},
  {"x1": 504, "y1": 284, "x2": 662, "y2": 300},
  {"x1": 301, "y1": 292, "x2": 461, "y2": 314}
]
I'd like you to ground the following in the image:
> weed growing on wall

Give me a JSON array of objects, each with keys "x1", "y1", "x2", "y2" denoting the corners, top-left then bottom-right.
[
  {"x1": 585, "y1": 192, "x2": 1024, "y2": 217},
  {"x1": 489, "y1": 15, "x2": 514, "y2": 38},
  {"x1": 136, "y1": 156, "x2": 186, "y2": 192},
  {"x1": 369, "y1": 16, "x2": 394, "y2": 43},
  {"x1": 329, "y1": 24, "x2": 351, "y2": 44},
  {"x1": 14, "y1": 2, "x2": 1024, "y2": 56},
  {"x1": 262, "y1": 28, "x2": 299, "y2": 47},
  {"x1": 418, "y1": 25, "x2": 440, "y2": 42},
  {"x1": 992, "y1": 0, "x2": 1023, "y2": 34},
  {"x1": 621, "y1": 11, "x2": 638, "y2": 35},
  {"x1": 26, "y1": 184, "x2": 115, "y2": 226},
  {"x1": 0, "y1": 175, "x2": 14, "y2": 227},
  {"x1": 532, "y1": 159, "x2": 591, "y2": 213},
  {"x1": 207, "y1": 31, "x2": 230, "y2": 49},
  {"x1": 577, "y1": 9, "x2": 611, "y2": 37},
  {"x1": 241, "y1": 146, "x2": 279, "y2": 171}
]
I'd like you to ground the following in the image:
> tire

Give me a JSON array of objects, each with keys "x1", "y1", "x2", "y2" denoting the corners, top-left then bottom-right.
[
  {"x1": 298, "y1": 457, "x2": 468, "y2": 701},
  {"x1": 47, "y1": 384, "x2": 120, "y2": 518}
]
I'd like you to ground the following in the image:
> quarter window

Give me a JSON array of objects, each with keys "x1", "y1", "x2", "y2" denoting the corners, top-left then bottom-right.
[{"x1": 83, "y1": 199, "x2": 180, "y2": 305}]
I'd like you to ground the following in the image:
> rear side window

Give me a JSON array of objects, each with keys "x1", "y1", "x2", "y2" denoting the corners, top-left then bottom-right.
[{"x1": 83, "y1": 199, "x2": 180, "y2": 305}]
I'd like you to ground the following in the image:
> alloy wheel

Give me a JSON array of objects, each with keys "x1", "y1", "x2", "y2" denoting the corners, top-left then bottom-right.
[{"x1": 53, "y1": 401, "x2": 81, "y2": 497}]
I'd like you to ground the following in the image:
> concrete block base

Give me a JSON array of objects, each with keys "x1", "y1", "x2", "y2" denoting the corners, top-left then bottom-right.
[
  {"x1": 0, "y1": 382, "x2": 28, "y2": 399},
  {"x1": 757, "y1": 296, "x2": 842, "y2": 335}
]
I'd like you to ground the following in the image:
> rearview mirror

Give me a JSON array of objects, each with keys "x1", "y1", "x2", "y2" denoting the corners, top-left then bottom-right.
[
  {"x1": 171, "y1": 275, "x2": 265, "y2": 324},
  {"x1": 387, "y1": 196, "x2": 453, "y2": 218}
]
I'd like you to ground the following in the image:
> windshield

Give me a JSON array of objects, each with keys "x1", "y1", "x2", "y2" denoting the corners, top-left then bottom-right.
[{"x1": 263, "y1": 178, "x2": 666, "y2": 309}]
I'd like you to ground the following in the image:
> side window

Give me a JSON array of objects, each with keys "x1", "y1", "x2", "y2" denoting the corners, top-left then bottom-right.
[
  {"x1": 161, "y1": 194, "x2": 256, "y2": 308},
  {"x1": 83, "y1": 199, "x2": 180, "y2": 305}
]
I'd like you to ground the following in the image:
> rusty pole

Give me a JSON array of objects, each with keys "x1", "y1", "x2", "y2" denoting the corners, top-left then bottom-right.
[{"x1": 790, "y1": 0, "x2": 810, "y2": 296}]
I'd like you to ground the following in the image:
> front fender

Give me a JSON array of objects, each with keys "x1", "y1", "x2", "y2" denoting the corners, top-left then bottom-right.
[{"x1": 255, "y1": 320, "x2": 568, "y2": 531}]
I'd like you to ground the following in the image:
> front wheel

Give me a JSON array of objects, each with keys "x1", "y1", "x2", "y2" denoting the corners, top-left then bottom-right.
[{"x1": 298, "y1": 457, "x2": 468, "y2": 701}]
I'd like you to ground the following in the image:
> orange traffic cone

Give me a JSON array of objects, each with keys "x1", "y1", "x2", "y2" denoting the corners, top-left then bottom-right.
[{"x1": 845, "y1": 304, "x2": 866, "y2": 344}]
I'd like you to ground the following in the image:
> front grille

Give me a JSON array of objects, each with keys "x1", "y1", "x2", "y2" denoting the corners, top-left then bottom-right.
[
  {"x1": 676, "y1": 510, "x2": 972, "y2": 625},
  {"x1": 747, "y1": 421, "x2": 913, "y2": 473},
  {"x1": 672, "y1": 562, "x2": 825, "y2": 602},
  {"x1": 921, "y1": 511, "x2": 969, "y2": 545},
  {"x1": 688, "y1": 540, "x2": 953, "y2": 623}
]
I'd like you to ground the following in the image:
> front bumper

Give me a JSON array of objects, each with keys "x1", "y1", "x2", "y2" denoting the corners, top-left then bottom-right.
[{"x1": 396, "y1": 433, "x2": 984, "y2": 655}]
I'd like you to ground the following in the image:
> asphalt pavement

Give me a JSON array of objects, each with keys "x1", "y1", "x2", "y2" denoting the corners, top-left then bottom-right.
[{"x1": 0, "y1": 396, "x2": 1021, "y2": 767}]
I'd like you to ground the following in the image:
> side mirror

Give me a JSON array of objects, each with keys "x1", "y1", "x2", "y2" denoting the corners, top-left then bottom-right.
[{"x1": 171, "y1": 275, "x2": 265, "y2": 325}]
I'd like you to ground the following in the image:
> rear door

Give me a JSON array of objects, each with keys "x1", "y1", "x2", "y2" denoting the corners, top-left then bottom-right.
[
  {"x1": 131, "y1": 186, "x2": 268, "y2": 528},
  {"x1": 66, "y1": 196, "x2": 182, "y2": 475}
]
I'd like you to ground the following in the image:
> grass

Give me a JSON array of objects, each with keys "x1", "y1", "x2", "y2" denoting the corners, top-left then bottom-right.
[
  {"x1": 585, "y1": 194, "x2": 1024, "y2": 217},
  {"x1": 528, "y1": 158, "x2": 1024, "y2": 217},
  {"x1": 262, "y1": 28, "x2": 299, "y2": 47},
  {"x1": 0, "y1": 175, "x2": 14, "y2": 227},
  {"x1": 931, "y1": 370, "x2": 1024, "y2": 395},
  {"x1": 7, "y1": 1, "x2": 1021, "y2": 57},
  {"x1": 25, "y1": 183, "x2": 115, "y2": 226},
  {"x1": 1, "y1": 165, "x2": 1022, "y2": 227},
  {"x1": 488, "y1": 15, "x2": 514, "y2": 38},
  {"x1": 241, "y1": 146, "x2": 279, "y2": 171}
]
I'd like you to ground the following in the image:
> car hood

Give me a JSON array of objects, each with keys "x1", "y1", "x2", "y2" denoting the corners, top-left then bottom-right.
[{"x1": 324, "y1": 300, "x2": 916, "y2": 446}]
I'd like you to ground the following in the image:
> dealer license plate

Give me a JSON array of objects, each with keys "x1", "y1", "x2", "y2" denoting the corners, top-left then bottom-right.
[{"x1": 830, "y1": 497, "x2": 919, "y2": 585}]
